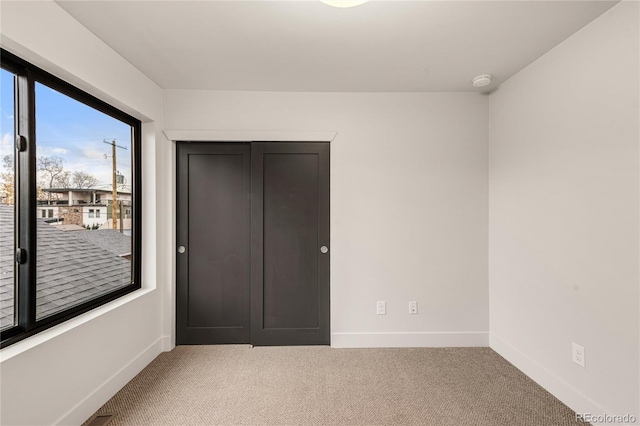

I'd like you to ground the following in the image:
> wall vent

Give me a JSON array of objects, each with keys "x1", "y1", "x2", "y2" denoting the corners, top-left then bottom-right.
[{"x1": 86, "y1": 414, "x2": 114, "y2": 426}]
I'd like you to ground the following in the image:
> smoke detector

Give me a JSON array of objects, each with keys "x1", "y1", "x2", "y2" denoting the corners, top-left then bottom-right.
[{"x1": 472, "y1": 74, "x2": 492, "y2": 88}]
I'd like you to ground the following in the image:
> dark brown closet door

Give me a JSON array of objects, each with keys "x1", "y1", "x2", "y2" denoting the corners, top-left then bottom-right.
[
  {"x1": 176, "y1": 143, "x2": 251, "y2": 344},
  {"x1": 251, "y1": 142, "x2": 330, "y2": 345}
]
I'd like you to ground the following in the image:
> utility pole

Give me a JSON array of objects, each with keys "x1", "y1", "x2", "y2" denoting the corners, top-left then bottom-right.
[
  {"x1": 103, "y1": 139, "x2": 127, "y2": 232},
  {"x1": 119, "y1": 200, "x2": 124, "y2": 234}
]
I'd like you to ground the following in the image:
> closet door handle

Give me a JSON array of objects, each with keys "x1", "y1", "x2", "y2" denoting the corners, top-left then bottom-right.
[
  {"x1": 178, "y1": 245, "x2": 186, "y2": 254},
  {"x1": 320, "y1": 246, "x2": 328, "y2": 254}
]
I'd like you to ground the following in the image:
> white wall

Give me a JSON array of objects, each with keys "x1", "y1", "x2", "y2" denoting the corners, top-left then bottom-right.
[
  {"x1": 0, "y1": 2, "x2": 166, "y2": 425},
  {"x1": 163, "y1": 90, "x2": 489, "y2": 348},
  {"x1": 489, "y1": 1, "x2": 639, "y2": 420}
]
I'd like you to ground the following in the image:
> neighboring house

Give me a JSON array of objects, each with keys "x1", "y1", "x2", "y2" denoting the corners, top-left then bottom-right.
[
  {"x1": 0, "y1": 203, "x2": 131, "y2": 329},
  {"x1": 38, "y1": 188, "x2": 132, "y2": 230}
]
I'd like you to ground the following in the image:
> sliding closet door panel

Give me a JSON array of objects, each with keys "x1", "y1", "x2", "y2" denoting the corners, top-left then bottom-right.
[
  {"x1": 176, "y1": 143, "x2": 250, "y2": 344},
  {"x1": 188, "y1": 154, "x2": 244, "y2": 327},
  {"x1": 263, "y1": 154, "x2": 319, "y2": 329},
  {"x1": 252, "y1": 142, "x2": 330, "y2": 346}
]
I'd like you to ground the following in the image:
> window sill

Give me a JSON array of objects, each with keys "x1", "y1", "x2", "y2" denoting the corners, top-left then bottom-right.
[{"x1": 0, "y1": 287, "x2": 154, "y2": 363}]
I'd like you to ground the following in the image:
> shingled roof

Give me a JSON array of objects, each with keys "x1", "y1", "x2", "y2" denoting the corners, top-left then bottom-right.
[{"x1": 0, "y1": 204, "x2": 132, "y2": 329}]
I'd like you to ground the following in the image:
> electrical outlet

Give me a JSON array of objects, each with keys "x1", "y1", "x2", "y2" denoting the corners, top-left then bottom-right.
[
  {"x1": 409, "y1": 301, "x2": 418, "y2": 314},
  {"x1": 572, "y1": 343, "x2": 585, "y2": 368},
  {"x1": 376, "y1": 301, "x2": 386, "y2": 315}
]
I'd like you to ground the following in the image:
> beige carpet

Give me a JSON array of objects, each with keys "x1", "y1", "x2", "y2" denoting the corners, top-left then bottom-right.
[{"x1": 84, "y1": 346, "x2": 582, "y2": 426}]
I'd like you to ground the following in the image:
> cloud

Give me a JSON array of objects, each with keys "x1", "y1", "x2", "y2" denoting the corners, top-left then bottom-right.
[
  {"x1": 1, "y1": 132, "x2": 12, "y2": 147},
  {"x1": 51, "y1": 147, "x2": 69, "y2": 155},
  {"x1": 82, "y1": 147, "x2": 107, "y2": 160},
  {"x1": 36, "y1": 146, "x2": 71, "y2": 157}
]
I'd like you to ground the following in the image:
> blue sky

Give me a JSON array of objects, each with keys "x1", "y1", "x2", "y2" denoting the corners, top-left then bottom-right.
[
  {"x1": 0, "y1": 69, "x2": 15, "y2": 163},
  {"x1": 1, "y1": 68, "x2": 132, "y2": 191}
]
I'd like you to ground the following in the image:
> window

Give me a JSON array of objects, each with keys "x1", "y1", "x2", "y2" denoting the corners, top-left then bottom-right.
[{"x1": 0, "y1": 49, "x2": 141, "y2": 347}]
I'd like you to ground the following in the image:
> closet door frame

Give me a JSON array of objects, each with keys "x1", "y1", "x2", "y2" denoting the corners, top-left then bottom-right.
[{"x1": 176, "y1": 141, "x2": 330, "y2": 346}]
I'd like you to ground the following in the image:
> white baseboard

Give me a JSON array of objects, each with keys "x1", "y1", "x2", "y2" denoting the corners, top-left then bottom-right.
[
  {"x1": 490, "y1": 332, "x2": 612, "y2": 419},
  {"x1": 331, "y1": 331, "x2": 489, "y2": 348},
  {"x1": 54, "y1": 336, "x2": 164, "y2": 426},
  {"x1": 161, "y1": 334, "x2": 174, "y2": 352}
]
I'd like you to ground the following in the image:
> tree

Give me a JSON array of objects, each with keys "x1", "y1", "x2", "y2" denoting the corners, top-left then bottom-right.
[
  {"x1": 4, "y1": 155, "x2": 100, "y2": 204},
  {"x1": 37, "y1": 156, "x2": 65, "y2": 204},
  {"x1": 56, "y1": 170, "x2": 72, "y2": 188},
  {"x1": 0, "y1": 155, "x2": 14, "y2": 205},
  {"x1": 72, "y1": 171, "x2": 98, "y2": 189}
]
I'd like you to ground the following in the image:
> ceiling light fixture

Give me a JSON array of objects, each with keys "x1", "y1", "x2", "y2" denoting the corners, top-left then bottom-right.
[
  {"x1": 472, "y1": 74, "x2": 492, "y2": 88},
  {"x1": 320, "y1": 0, "x2": 370, "y2": 8}
]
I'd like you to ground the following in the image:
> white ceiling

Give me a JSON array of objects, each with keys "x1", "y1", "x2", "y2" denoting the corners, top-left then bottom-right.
[{"x1": 56, "y1": 0, "x2": 618, "y2": 92}]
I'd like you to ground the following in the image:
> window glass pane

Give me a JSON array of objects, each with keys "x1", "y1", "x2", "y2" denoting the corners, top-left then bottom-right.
[
  {"x1": 35, "y1": 82, "x2": 132, "y2": 320},
  {"x1": 0, "y1": 68, "x2": 16, "y2": 330}
]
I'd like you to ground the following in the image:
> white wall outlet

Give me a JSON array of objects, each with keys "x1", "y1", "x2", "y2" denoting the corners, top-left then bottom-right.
[
  {"x1": 376, "y1": 301, "x2": 386, "y2": 315},
  {"x1": 409, "y1": 301, "x2": 418, "y2": 314},
  {"x1": 572, "y1": 343, "x2": 585, "y2": 368}
]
